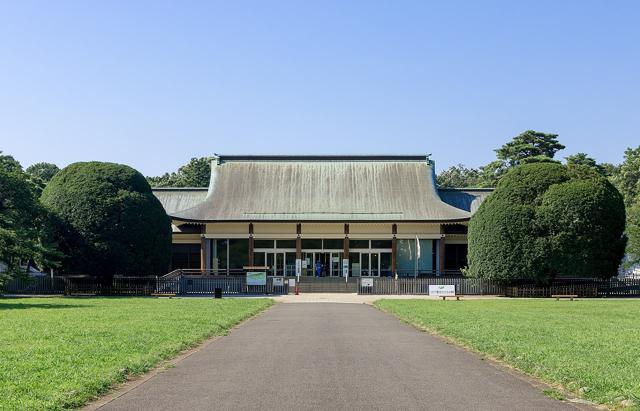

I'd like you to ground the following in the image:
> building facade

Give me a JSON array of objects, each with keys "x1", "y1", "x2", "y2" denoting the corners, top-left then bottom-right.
[{"x1": 152, "y1": 155, "x2": 491, "y2": 277}]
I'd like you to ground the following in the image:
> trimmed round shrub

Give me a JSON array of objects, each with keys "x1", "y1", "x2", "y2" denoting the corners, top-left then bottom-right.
[
  {"x1": 41, "y1": 162, "x2": 171, "y2": 278},
  {"x1": 537, "y1": 177, "x2": 626, "y2": 278},
  {"x1": 467, "y1": 163, "x2": 626, "y2": 284}
]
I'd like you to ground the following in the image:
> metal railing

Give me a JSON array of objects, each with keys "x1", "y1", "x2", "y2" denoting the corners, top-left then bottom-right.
[{"x1": 357, "y1": 277, "x2": 505, "y2": 295}]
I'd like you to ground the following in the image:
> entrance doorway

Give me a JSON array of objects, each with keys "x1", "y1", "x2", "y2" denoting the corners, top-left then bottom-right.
[{"x1": 310, "y1": 252, "x2": 343, "y2": 277}]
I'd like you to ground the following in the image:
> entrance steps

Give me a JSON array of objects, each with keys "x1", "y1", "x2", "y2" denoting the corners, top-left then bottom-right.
[{"x1": 296, "y1": 277, "x2": 358, "y2": 293}]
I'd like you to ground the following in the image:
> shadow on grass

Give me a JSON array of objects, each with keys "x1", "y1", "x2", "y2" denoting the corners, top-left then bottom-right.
[{"x1": 0, "y1": 302, "x2": 88, "y2": 310}]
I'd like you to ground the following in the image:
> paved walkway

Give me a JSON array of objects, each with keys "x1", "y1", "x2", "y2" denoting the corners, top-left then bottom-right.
[{"x1": 98, "y1": 303, "x2": 579, "y2": 411}]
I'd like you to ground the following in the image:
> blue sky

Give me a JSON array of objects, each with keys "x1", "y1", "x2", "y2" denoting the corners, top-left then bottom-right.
[{"x1": 1, "y1": 1, "x2": 638, "y2": 176}]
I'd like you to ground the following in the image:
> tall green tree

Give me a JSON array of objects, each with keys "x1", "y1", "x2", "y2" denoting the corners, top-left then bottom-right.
[
  {"x1": 478, "y1": 130, "x2": 565, "y2": 187},
  {"x1": 26, "y1": 162, "x2": 60, "y2": 183},
  {"x1": 147, "y1": 157, "x2": 212, "y2": 187},
  {"x1": 565, "y1": 152, "x2": 605, "y2": 175},
  {"x1": 0, "y1": 155, "x2": 60, "y2": 284},
  {"x1": 0, "y1": 151, "x2": 22, "y2": 173},
  {"x1": 495, "y1": 130, "x2": 565, "y2": 166},
  {"x1": 436, "y1": 164, "x2": 481, "y2": 188},
  {"x1": 611, "y1": 146, "x2": 640, "y2": 207},
  {"x1": 42, "y1": 162, "x2": 171, "y2": 280},
  {"x1": 627, "y1": 202, "x2": 640, "y2": 266}
]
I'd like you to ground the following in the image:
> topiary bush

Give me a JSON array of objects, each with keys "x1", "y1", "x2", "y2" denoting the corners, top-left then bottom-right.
[
  {"x1": 537, "y1": 177, "x2": 626, "y2": 278},
  {"x1": 41, "y1": 162, "x2": 171, "y2": 279},
  {"x1": 467, "y1": 163, "x2": 626, "y2": 284}
]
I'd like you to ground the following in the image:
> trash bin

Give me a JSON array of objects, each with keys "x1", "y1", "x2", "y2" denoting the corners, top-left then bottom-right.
[{"x1": 214, "y1": 288, "x2": 222, "y2": 299}]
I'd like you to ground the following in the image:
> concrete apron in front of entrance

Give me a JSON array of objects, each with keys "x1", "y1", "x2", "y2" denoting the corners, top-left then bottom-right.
[
  {"x1": 97, "y1": 303, "x2": 579, "y2": 411},
  {"x1": 270, "y1": 293, "x2": 502, "y2": 303}
]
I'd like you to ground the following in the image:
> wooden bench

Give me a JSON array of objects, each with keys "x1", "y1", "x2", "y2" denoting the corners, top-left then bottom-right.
[
  {"x1": 552, "y1": 294, "x2": 578, "y2": 301},
  {"x1": 440, "y1": 295, "x2": 461, "y2": 301},
  {"x1": 151, "y1": 293, "x2": 176, "y2": 298}
]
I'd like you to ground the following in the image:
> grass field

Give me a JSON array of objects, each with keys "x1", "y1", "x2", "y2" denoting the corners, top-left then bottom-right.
[
  {"x1": 0, "y1": 297, "x2": 273, "y2": 410},
  {"x1": 375, "y1": 299, "x2": 640, "y2": 409}
]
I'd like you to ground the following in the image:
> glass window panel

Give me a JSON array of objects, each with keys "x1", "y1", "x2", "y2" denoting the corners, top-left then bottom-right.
[
  {"x1": 349, "y1": 252, "x2": 361, "y2": 277},
  {"x1": 380, "y1": 253, "x2": 392, "y2": 277},
  {"x1": 171, "y1": 244, "x2": 201, "y2": 270},
  {"x1": 254, "y1": 239, "x2": 274, "y2": 249},
  {"x1": 349, "y1": 239, "x2": 369, "y2": 249},
  {"x1": 361, "y1": 253, "x2": 370, "y2": 276},
  {"x1": 371, "y1": 240, "x2": 392, "y2": 249},
  {"x1": 254, "y1": 252, "x2": 266, "y2": 267},
  {"x1": 215, "y1": 239, "x2": 228, "y2": 271},
  {"x1": 228, "y1": 239, "x2": 249, "y2": 269},
  {"x1": 276, "y1": 239, "x2": 296, "y2": 249},
  {"x1": 301, "y1": 239, "x2": 322, "y2": 249},
  {"x1": 323, "y1": 239, "x2": 344, "y2": 249},
  {"x1": 276, "y1": 253, "x2": 284, "y2": 275},
  {"x1": 285, "y1": 252, "x2": 297, "y2": 276},
  {"x1": 417, "y1": 239, "x2": 433, "y2": 273},
  {"x1": 396, "y1": 239, "x2": 414, "y2": 276}
]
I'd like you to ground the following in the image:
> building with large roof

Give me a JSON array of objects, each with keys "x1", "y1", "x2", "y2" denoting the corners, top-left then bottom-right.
[{"x1": 152, "y1": 155, "x2": 491, "y2": 278}]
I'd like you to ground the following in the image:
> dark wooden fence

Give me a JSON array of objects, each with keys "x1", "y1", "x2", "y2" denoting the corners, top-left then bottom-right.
[
  {"x1": 1, "y1": 276, "x2": 67, "y2": 294},
  {"x1": 506, "y1": 278, "x2": 640, "y2": 298},
  {"x1": 3, "y1": 276, "x2": 640, "y2": 297},
  {"x1": 357, "y1": 277, "x2": 504, "y2": 295}
]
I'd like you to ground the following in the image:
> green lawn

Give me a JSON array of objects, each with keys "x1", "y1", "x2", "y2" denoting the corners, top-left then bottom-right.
[
  {"x1": 375, "y1": 299, "x2": 640, "y2": 409},
  {"x1": 0, "y1": 297, "x2": 273, "y2": 410}
]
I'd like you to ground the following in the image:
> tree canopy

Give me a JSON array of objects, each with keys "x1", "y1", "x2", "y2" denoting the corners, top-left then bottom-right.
[
  {"x1": 0, "y1": 154, "x2": 60, "y2": 284},
  {"x1": 436, "y1": 164, "x2": 481, "y2": 188},
  {"x1": 437, "y1": 130, "x2": 567, "y2": 188},
  {"x1": 26, "y1": 162, "x2": 60, "y2": 183},
  {"x1": 41, "y1": 162, "x2": 172, "y2": 278},
  {"x1": 627, "y1": 202, "x2": 640, "y2": 266},
  {"x1": 147, "y1": 157, "x2": 212, "y2": 187},
  {"x1": 467, "y1": 162, "x2": 626, "y2": 284},
  {"x1": 495, "y1": 130, "x2": 565, "y2": 166},
  {"x1": 611, "y1": 146, "x2": 640, "y2": 207},
  {"x1": 565, "y1": 153, "x2": 605, "y2": 175}
]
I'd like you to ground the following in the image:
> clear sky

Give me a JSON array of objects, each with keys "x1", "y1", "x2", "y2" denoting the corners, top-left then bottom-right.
[{"x1": 1, "y1": 1, "x2": 638, "y2": 176}]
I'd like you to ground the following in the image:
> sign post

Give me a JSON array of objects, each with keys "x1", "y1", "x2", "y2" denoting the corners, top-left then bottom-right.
[
  {"x1": 295, "y1": 258, "x2": 302, "y2": 295},
  {"x1": 428, "y1": 284, "x2": 455, "y2": 297},
  {"x1": 246, "y1": 271, "x2": 267, "y2": 286},
  {"x1": 342, "y1": 259, "x2": 349, "y2": 283}
]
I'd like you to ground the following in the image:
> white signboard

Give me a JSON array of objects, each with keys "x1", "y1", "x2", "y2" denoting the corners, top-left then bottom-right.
[
  {"x1": 332, "y1": 256, "x2": 339, "y2": 263},
  {"x1": 247, "y1": 272, "x2": 267, "y2": 286},
  {"x1": 342, "y1": 259, "x2": 349, "y2": 278},
  {"x1": 288, "y1": 278, "x2": 296, "y2": 287},
  {"x1": 361, "y1": 278, "x2": 374, "y2": 287},
  {"x1": 295, "y1": 259, "x2": 302, "y2": 277},
  {"x1": 429, "y1": 284, "x2": 455, "y2": 296},
  {"x1": 302, "y1": 260, "x2": 308, "y2": 268},
  {"x1": 272, "y1": 277, "x2": 284, "y2": 287}
]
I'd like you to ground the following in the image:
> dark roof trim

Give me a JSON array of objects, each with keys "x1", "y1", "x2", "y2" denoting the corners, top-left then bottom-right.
[
  {"x1": 438, "y1": 187, "x2": 494, "y2": 192},
  {"x1": 151, "y1": 187, "x2": 208, "y2": 191},
  {"x1": 171, "y1": 216, "x2": 470, "y2": 224},
  {"x1": 216, "y1": 154, "x2": 429, "y2": 163}
]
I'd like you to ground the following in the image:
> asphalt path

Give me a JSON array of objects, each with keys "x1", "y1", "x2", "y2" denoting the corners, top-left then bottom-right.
[{"x1": 98, "y1": 303, "x2": 579, "y2": 411}]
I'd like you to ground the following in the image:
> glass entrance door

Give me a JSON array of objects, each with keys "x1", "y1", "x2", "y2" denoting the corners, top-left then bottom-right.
[
  {"x1": 360, "y1": 253, "x2": 380, "y2": 277},
  {"x1": 266, "y1": 252, "x2": 285, "y2": 276}
]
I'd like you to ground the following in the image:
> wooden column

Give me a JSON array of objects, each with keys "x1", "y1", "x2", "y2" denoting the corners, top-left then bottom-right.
[
  {"x1": 343, "y1": 224, "x2": 349, "y2": 259},
  {"x1": 200, "y1": 224, "x2": 206, "y2": 272},
  {"x1": 248, "y1": 223, "x2": 254, "y2": 267},
  {"x1": 439, "y1": 225, "x2": 446, "y2": 275},
  {"x1": 391, "y1": 224, "x2": 397, "y2": 277}
]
